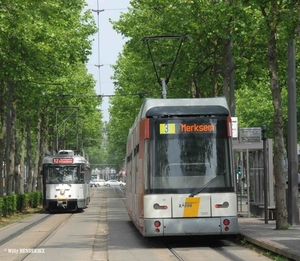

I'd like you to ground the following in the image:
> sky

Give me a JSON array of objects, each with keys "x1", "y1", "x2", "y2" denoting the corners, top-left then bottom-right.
[{"x1": 85, "y1": 0, "x2": 131, "y2": 122}]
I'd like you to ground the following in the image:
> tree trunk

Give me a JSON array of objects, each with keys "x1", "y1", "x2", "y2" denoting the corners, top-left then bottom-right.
[
  {"x1": 191, "y1": 78, "x2": 197, "y2": 98},
  {"x1": 0, "y1": 123, "x2": 5, "y2": 197},
  {"x1": 266, "y1": 4, "x2": 288, "y2": 229},
  {"x1": 19, "y1": 120, "x2": 26, "y2": 194},
  {"x1": 7, "y1": 104, "x2": 16, "y2": 195},
  {"x1": 222, "y1": 40, "x2": 230, "y2": 101},
  {"x1": 6, "y1": 82, "x2": 16, "y2": 196},
  {"x1": 212, "y1": 42, "x2": 219, "y2": 97},
  {"x1": 33, "y1": 109, "x2": 42, "y2": 192},
  {"x1": 26, "y1": 120, "x2": 33, "y2": 193},
  {"x1": 0, "y1": 80, "x2": 6, "y2": 197},
  {"x1": 37, "y1": 111, "x2": 48, "y2": 191},
  {"x1": 14, "y1": 126, "x2": 20, "y2": 194}
]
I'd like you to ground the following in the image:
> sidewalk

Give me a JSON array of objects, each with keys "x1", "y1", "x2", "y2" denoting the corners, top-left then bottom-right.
[{"x1": 238, "y1": 217, "x2": 300, "y2": 261}]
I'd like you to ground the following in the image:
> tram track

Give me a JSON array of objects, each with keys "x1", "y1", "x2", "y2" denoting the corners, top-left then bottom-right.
[
  {"x1": 0, "y1": 213, "x2": 73, "y2": 261},
  {"x1": 164, "y1": 239, "x2": 261, "y2": 261},
  {"x1": 0, "y1": 214, "x2": 52, "y2": 246},
  {"x1": 113, "y1": 187, "x2": 246, "y2": 261},
  {"x1": 96, "y1": 186, "x2": 272, "y2": 261},
  {"x1": 212, "y1": 246, "x2": 246, "y2": 261},
  {"x1": 166, "y1": 244, "x2": 249, "y2": 261},
  {"x1": 167, "y1": 246, "x2": 185, "y2": 261},
  {"x1": 18, "y1": 213, "x2": 73, "y2": 261}
]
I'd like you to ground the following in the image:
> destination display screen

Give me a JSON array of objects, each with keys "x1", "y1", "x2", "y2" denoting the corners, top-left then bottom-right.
[
  {"x1": 159, "y1": 123, "x2": 215, "y2": 134},
  {"x1": 152, "y1": 117, "x2": 228, "y2": 139},
  {"x1": 52, "y1": 158, "x2": 74, "y2": 164}
]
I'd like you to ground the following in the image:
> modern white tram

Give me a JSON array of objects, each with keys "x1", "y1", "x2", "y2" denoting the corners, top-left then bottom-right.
[
  {"x1": 125, "y1": 97, "x2": 238, "y2": 237},
  {"x1": 41, "y1": 150, "x2": 91, "y2": 212}
]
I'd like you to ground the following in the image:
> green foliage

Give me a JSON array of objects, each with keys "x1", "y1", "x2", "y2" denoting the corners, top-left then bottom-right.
[
  {"x1": 274, "y1": 256, "x2": 289, "y2": 261},
  {"x1": 0, "y1": 192, "x2": 42, "y2": 218},
  {"x1": 2, "y1": 195, "x2": 17, "y2": 217},
  {"x1": 0, "y1": 198, "x2": 3, "y2": 217},
  {"x1": 235, "y1": 84, "x2": 276, "y2": 138},
  {"x1": 104, "y1": 0, "x2": 300, "y2": 167},
  {"x1": 0, "y1": 0, "x2": 104, "y2": 188},
  {"x1": 17, "y1": 194, "x2": 26, "y2": 212},
  {"x1": 240, "y1": 237, "x2": 247, "y2": 246},
  {"x1": 30, "y1": 192, "x2": 42, "y2": 208}
]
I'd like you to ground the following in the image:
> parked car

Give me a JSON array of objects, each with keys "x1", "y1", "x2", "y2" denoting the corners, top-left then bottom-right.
[
  {"x1": 104, "y1": 180, "x2": 125, "y2": 187},
  {"x1": 90, "y1": 180, "x2": 97, "y2": 187},
  {"x1": 94, "y1": 179, "x2": 106, "y2": 187},
  {"x1": 119, "y1": 181, "x2": 126, "y2": 186}
]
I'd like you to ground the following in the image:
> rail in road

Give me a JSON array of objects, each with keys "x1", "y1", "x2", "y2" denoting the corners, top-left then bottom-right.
[
  {"x1": 105, "y1": 187, "x2": 272, "y2": 261},
  {"x1": 0, "y1": 187, "x2": 273, "y2": 261},
  {"x1": 0, "y1": 189, "x2": 108, "y2": 261},
  {"x1": 0, "y1": 212, "x2": 73, "y2": 261}
]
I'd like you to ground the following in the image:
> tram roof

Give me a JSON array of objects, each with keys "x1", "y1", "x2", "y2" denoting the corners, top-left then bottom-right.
[{"x1": 136, "y1": 97, "x2": 230, "y2": 121}]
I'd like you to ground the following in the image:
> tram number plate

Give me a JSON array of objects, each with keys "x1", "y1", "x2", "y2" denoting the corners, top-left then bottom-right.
[{"x1": 58, "y1": 197, "x2": 67, "y2": 201}]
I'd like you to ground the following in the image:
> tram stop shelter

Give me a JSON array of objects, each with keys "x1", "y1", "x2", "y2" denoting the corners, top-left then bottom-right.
[{"x1": 233, "y1": 137, "x2": 275, "y2": 219}]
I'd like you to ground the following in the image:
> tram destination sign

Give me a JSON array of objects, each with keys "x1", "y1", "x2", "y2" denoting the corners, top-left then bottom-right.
[
  {"x1": 52, "y1": 158, "x2": 74, "y2": 164},
  {"x1": 239, "y1": 127, "x2": 261, "y2": 143}
]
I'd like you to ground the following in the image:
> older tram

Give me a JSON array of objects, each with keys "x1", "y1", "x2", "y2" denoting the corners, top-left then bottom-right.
[
  {"x1": 41, "y1": 150, "x2": 91, "y2": 212},
  {"x1": 125, "y1": 97, "x2": 238, "y2": 237}
]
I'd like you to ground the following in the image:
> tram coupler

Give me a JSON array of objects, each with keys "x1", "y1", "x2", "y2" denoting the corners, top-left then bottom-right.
[{"x1": 57, "y1": 200, "x2": 67, "y2": 209}]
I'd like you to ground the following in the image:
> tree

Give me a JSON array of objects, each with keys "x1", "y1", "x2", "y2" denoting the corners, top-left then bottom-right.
[{"x1": 0, "y1": 0, "x2": 100, "y2": 195}]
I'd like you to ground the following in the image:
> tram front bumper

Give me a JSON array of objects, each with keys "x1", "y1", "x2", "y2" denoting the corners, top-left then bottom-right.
[
  {"x1": 57, "y1": 197, "x2": 68, "y2": 208},
  {"x1": 144, "y1": 217, "x2": 238, "y2": 237}
]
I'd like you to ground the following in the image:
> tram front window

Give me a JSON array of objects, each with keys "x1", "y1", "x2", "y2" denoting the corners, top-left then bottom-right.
[
  {"x1": 150, "y1": 118, "x2": 234, "y2": 194},
  {"x1": 45, "y1": 166, "x2": 79, "y2": 184}
]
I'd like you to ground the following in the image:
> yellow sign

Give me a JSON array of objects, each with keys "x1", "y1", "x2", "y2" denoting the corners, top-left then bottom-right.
[
  {"x1": 159, "y1": 123, "x2": 176, "y2": 134},
  {"x1": 58, "y1": 197, "x2": 67, "y2": 201},
  {"x1": 183, "y1": 197, "x2": 200, "y2": 217}
]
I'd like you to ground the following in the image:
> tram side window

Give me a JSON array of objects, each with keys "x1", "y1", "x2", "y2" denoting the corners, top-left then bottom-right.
[
  {"x1": 76, "y1": 167, "x2": 87, "y2": 183},
  {"x1": 77, "y1": 166, "x2": 90, "y2": 184},
  {"x1": 126, "y1": 153, "x2": 132, "y2": 193}
]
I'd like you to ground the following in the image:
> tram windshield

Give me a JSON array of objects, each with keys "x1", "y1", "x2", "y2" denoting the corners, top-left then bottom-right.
[
  {"x1": 150, "y1": 117, "x2": 234, "y2": 194},
  {"x1": 44, "y1": 166, "x2": 84, "y2": 184}
]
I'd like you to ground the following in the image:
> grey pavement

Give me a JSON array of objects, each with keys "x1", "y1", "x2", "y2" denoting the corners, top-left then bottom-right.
[{"x1": 238, "y1": 217, "x2": 300, "y2": 261}]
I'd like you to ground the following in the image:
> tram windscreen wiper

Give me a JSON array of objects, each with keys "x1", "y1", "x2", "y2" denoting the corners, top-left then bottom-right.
[{"x1": 189, "y1": 171, "x2": 226, "y2": 197}]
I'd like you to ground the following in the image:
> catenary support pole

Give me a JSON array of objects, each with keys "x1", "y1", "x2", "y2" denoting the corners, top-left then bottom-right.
[
  {"x1": 287, "y1": 39, "x2": 299, "y2": 225},
  {"x1": 262, "y1": 125, "x2": 268, "y2": 224}
]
